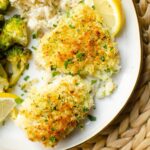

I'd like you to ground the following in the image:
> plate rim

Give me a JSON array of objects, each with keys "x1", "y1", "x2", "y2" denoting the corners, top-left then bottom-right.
[{"x1": 67, "y1": 1, "x2": 143, "y2": 149}]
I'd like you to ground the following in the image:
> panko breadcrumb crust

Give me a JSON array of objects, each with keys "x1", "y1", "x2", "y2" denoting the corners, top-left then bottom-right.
[
  {"x1": 16, "y1": 76, "x2": 93, "y2": 147},
  {"x1": 38, "y1": 4, "x2": 120, "y2": 79}
]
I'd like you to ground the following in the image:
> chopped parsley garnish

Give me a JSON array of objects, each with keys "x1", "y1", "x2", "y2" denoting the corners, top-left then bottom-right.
[
  {"x1": 83, "y1": 107, "x2": 89, "y2": 112},
  {"x1": 15, "y1": 97, "x2": 24, "y2": 104},
  {"x1": 64, "y1": 59, "x2": 73, "y2": 69},
  {"x1": 75, "y1": 82, "x2": 79, "y2": 86},
  {"x1": 21, "y1": 93, "x2": 24, "y2": 97},
  {"x1": 88, "y1": 115, "x2": 96, "y2": 121},
  {"x1": 77, "y1": 70, "x2": 82, "y2": 75},
  {"x1": 93, "y1": 106, "x2": 96, "y2": 110},
  {"x1": 24, "y1": 75, "x2": 30, "y2": 81},
  {"x1": 31, "y1": 46, "x2": 37, "y2": 51},
  {"x1": 76, "y1": 52, "x2": 85, "y2": 61},
  {"x1": 26, "y1": 63, "x2": 29, "y2": 70},
  {"x1": 78, "y1": 124, "x2": 84, "y2": 129},
  {"x1": 79, "y1": 0, "x2": 84, "y2": 3},
  {"x1": 53, "y1": 24, "x2": 57, "y2": 27},
  {"x1": 2, "y1": 121, "x2": 5, "y2": 126},
  {"x1": 68, "y1": 72, "x2": 74, "y2": 76},
  {"x1": 105, "y1": 68, "x2": 111, "y2": 73},
  {"x1": 91, "y1": 80, "x2": 97, "y2": 85},
  {"x1": 103, "y1": 44, "x2": 107, "y2": 49},
  {"x1": 58, "y1": 95, "x2": 61, "y2": 100},
  {"x1": 92, "y1": 5, "x2": 95, "y2": 9},
  {"x1": 52, "y1": 71, "x2": 60, "y2": 77},
  {"x1": 32, "y1": 32, "x2": 38, "y2": 39},
  {"x1": 52, "y1": 106, "x2": 57, "y2": 111},
  {"x1": 100, "y1": 56, "x2": 105, "y2": 62},
  {"x1": 69, "y1": 24, "x2": 75, "y2": 29},
  {"x1": 110, "y1": 47, "x2": 114, "y2": 51},
  {"x1": 49, "y1": 136, "x2": 56, "y2": 143},
  {"x1": 51, "y1": 65, "x2": 57, "y2": 71},
  {"x1": 51, "y1": 127, "x2": 56, "y2": 131},
  {"x1": 66, "y1": 10, "x2": 70, "y2": 17}
]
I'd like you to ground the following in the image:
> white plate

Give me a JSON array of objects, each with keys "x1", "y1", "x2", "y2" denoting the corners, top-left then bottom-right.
[{"x1": 0, "y1": 0, "x2": 142, "y2": 150}]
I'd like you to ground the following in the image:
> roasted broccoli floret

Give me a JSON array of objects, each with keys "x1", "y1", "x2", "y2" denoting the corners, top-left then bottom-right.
[
  {"x1": 0, "y1": 14, "x2": 4, "y2": 28},
  {"x1": 0, "y1": 33, "x2": 12, "y2": 50},
  {"x1": 0, "y1": 63, "x2": 9, "y2": 92},
  {"x1": 0, "y1": 0, "x2": 10, "y2": 14},
  {"x1": 6, "y1": 45, "x2": 31, "y2": 86},
  {"x1": 0, "y1": 15, "x2": 28, "y2": 51}
]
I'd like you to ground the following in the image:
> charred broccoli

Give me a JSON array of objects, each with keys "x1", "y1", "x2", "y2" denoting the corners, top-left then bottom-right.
[
  {"x1": 0, "y1": 63, "x2": 9, "y2": 92},
  {"x1": 0, "y1": 14, "x2": 4, "y2": 28},
  {"x1": 0, "y1": 0, "x2": 9, "y2": 14},
  {"x1": 5, "y1": 45, "x2": 31, "y2": 87},
  {"x1": 0, "y1": 15, "x2": 28, "y2": 51},
  {"x1": 0, "y1": 32, "x2": 12, "y2": 50}
]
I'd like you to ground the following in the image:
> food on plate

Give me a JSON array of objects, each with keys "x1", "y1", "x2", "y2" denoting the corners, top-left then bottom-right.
[
  {"x1": 0, "y1": 0, "x2": 124, "y2": 148},
  {"x1": 37, "y1": 4, "x2": 120, "y2": 80},
  {"x1": 15, "y1": 75, "x2": 93, "y2": 147},
  {"x1": 0, "y1": 14, "x2": 4, "y2": 28},
  {"x1": 94, "y1": 0, "x2": 125, "y2": 35},
  {"x1": 4, "y1": 45, "x2": 31, "y2": 87},
  {"x1": 10, "y1": 0, "x2": 61, "y2": 31},
  {"x1": 0, "y1": 45, "x2": 31, "y2": 90},
  {"x1": 0, "y1": 0, "x2": 10, "y2": 14},
  {"x1": 0, "y1": 15, "x2": 28, "y2": 51},
  {"x1": 0, "y1": 93, "x2": 22, "y2": 123},
  {"x1": 0, "y1": 63, "x2": 9, "y2": 92},
  {"x1": 10, "y1": 0, "x2": 93, "y2": 31}
]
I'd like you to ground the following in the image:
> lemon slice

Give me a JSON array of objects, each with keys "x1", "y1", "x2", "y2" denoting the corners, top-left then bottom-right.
[
  {"x1": 94, "y1": 0, "x2": 125, "y2": 36},
  {"x1": 0, "y1": 93, "x2": 21, "y2": 122}
]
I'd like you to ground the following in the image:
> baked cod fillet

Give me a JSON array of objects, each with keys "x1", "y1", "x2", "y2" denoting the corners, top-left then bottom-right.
[
  {"x1": 37, "y1": 4, "x2": 120, "y2": 80},
  {"x1": 15, "y1": 75, "x2": 93, "y2": 147}
]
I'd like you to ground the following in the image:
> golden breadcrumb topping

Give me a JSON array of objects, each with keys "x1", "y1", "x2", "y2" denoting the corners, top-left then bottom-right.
[
  {"x1": 16, "y1": 75, "x2": 93, "y2": 147},
  {"x1": 38, "y1": 4, "x2": 120, "y2": 79}
]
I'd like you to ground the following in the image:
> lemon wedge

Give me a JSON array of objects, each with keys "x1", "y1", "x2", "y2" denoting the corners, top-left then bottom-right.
[
  {"x1": 0, "y1": 93, "x2": 22, "y2": 123},
  {"x1": 94, "y1": 0, "x2": 125, "y2": 36}
]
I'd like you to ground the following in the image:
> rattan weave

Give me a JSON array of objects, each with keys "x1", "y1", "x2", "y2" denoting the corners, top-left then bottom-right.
[{"x1": 73, "y1": 0, "x2": 150, "y2": 149}]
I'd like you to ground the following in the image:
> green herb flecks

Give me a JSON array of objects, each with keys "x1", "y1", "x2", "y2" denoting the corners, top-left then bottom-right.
[
  {"x1": 49, "y1": 136, "x2": 56, "y2": 143},
  {"x1": 24, "y1": 75, "x2": 30, "y2": 81},
  {"x1": 91, "y1": 80, "x2": 97, "y2": 85},
  {"x1": 79, "y1": 0, "x2": 84, "y2": 3},
  {"x1": 64, "y1": 59, "x2": 73, "y2": 69},
  {"x1": 21, "y1": 93, "x2": 24, "y2": 97},
  {"x1": 51, "y1": 65, "x2": 57, "y2": 71},
  {"x1": 26, "y1": 63, "x2": 30, "y2": 70},
  {"x1": 32, "y1": 32, "x2": 38, "y2": 39},
  {"x1": 103, "y1": 44, "x2": 107, "y2": 49},
  {"x1": 83, "y1": 107, "x2": 89, "y2": 112},
  {"x1": 51, "y1": 127, "x2": 56, "y2": 131},
  {"x1": 76, "y1": 52, "x2": 85, "y2": 61},
  {"x1": 52, "y1": 71, "x2": 60, "y2": 77},
  {"x1": 100, "y1": 56, "x2": 105, "y2": 62},
  {"x1": 69, "y1": 24, "x2": 75, "y2": 29},
  {"x1": 88, "y1": 115, "x2": 96, "y2": 121},
  {"x1": 92, "y1": 5, "x2": 95, "y2": 9},
  {"x1": 31, "y1": 46, "x2": 37, "y2": 51},
  {"x1": 15, "y1": 97, "x2": 24, "y2": 104},
  {"x1": 66, "y1": 10, "x2": 70, "y2": 17},
  {"x1": 53, "y1": 24, "x2": 57, "y2": 28}
]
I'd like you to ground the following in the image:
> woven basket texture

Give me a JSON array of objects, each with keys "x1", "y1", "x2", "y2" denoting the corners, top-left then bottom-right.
[{"x1": 72, "y1": 0, "x2": 150, "y2": 150}]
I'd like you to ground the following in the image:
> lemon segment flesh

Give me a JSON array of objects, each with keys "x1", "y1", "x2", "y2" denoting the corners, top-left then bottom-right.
[
  {"x1": 94, "y1": 0, "x2": 125, "y2": 36},
  {"x1": 0, "y1": 93, "x2": 18, "y2": 122}
]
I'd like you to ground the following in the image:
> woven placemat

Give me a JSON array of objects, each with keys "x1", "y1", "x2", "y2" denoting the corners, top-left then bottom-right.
[{"x1": 72, "y1": 0, "x2": 150, "y2": 149}]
